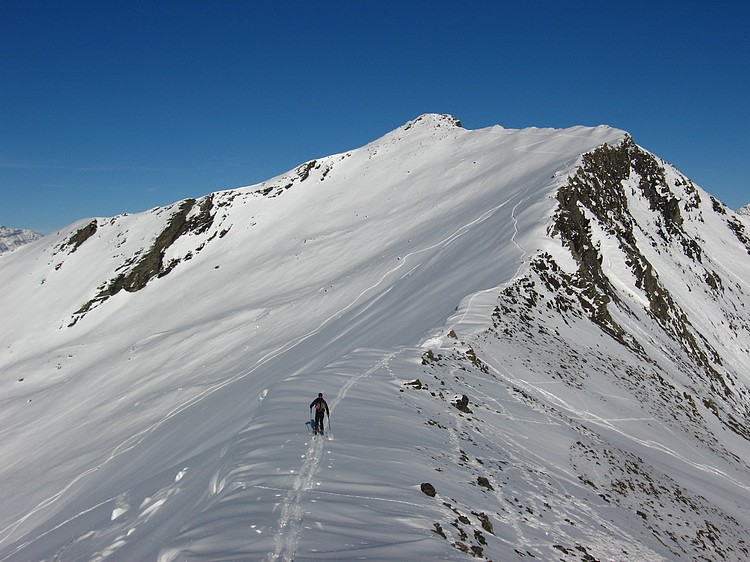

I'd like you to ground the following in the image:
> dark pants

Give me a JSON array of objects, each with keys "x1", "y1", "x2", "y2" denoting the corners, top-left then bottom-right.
[{"x1": 314, "y1": 410, "x2": 325, "y2": 433}]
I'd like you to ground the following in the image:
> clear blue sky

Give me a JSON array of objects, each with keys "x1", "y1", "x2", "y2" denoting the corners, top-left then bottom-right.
[{"x1": 2, "y1": 1, "x2": 748, "y2": 233}]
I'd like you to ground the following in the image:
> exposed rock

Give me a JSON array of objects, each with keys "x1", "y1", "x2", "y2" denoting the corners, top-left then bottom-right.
[
  {"x1": 552, "y1": 137, "x2": 732, "y2": 399},
  {"x1": 63, "y1": 220, "x2": 98, "y2": 253},
  {"x1": 452, "y1": 394, "x2": 472, "y2": 414},
  {"x1": 476, "y1": 477, "x2": 494, "y2": 491},
  {"x1": 420, "y1": 482, "x2": 437, "y2": 497},
  {"x1": 71, "y1": 196, "x2": 218, "y2": 324}
]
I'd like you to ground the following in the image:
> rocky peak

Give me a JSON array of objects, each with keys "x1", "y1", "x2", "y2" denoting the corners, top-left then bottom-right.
[
  {"x1": 0, "y1": 226, "x2": 43, "y2": 255},
  {"x1": 402, "y1": 113, "x2": 463, "y2": 131}
]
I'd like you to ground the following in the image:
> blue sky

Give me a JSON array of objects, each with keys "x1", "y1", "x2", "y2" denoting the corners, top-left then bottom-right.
[{"x1": 2, "y1": 1, "x2": 748, "y2": 233}]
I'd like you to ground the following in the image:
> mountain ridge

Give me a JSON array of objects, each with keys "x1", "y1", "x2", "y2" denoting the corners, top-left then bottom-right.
[
  {"x1": 0, "y1": 225, "x2": 43, "y2": 255},
  {"x1": 0, "y1": 115, "x2": 748, "y2": 561}
]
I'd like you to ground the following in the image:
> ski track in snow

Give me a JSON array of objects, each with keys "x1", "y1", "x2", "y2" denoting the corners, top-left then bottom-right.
[
  {"x1": 267, "y1": 351, "x2": 399, "y2": 562},
  {"x1": 456, "y1": 185, "x2": 532, "y2": 332},
  {"x1": 434, "y1": 350, "x2": 643, "y2": 557},
  {"x1": 483, "y1": 348, "x2": 750, "y2": 495}
]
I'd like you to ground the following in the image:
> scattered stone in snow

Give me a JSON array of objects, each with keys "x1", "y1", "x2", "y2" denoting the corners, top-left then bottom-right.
[
  {"x1": 452, "y1": 394, "x2": 472, "y2": 413},
  {"x1": 420, "y1": 482, "x2": 437, "y2": 497},
  {"x1": 477, "y1": 476, "x2": 494, "y2": 491}
]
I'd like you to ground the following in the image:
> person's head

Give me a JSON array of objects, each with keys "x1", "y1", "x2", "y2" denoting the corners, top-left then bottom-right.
[{"x1": 318, "y1": 393, "x2": 323, "y2": 398}]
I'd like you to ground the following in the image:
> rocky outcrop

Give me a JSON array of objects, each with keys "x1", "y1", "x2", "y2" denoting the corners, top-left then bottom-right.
[
  {"x1": 71, "y1": 196, "x2": 217, "y2": 324},
  {"x1": 551, "y1": 138, "x2": 730, "y2": 387}
]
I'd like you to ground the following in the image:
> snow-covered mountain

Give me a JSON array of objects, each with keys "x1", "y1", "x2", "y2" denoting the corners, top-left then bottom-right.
[
  {"x1": 739, "y1": 204, "x2": 750, "y2": 217},
  {"x1": 0, "y1": 225, "x2": 43, "y2": 255},
  {"x1": 0, "y1": 114, "x2": 748, "y2": 561}
]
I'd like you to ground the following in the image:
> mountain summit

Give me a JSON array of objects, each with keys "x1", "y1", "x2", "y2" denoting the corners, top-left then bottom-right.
[{"x1": 0, "y1": 115, "x2": 748, "y2": 561}]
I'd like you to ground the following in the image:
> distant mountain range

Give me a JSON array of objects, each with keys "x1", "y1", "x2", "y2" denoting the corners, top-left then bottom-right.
[
  {"x1": 0, "y1": 115, "x2": 748, "y2": 561},
  {"x1": 0, "y1": 226, "x2": 43, "y2": 255}
]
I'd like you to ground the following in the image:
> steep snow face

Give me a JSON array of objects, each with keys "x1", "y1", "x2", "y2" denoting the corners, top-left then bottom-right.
[
  {"x1": 0, "y1": 226, "x2": 43, "y2": 255},
  {"x1": 0, "y1": 116, "x2": 748, "y2": 561},
  {"x1": 739, "y1": 203, "x2": 750, "y2": 217}
]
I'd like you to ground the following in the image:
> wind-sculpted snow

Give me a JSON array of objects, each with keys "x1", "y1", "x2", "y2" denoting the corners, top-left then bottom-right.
[{"x1": 0, "y1": 115, "x2": 748, "y2": 561}]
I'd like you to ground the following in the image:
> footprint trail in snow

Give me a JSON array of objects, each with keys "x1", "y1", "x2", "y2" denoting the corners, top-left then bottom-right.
[
  {"x1": 266, "y1": 351, "x2": 397, "y2": 562},
  {"x1": 268, "y1": 437, "x2": 324, "y2": 562}
]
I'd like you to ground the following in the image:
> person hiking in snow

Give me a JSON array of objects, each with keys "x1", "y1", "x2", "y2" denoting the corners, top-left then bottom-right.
[{"x1": 310, "y1": 393, "x2": 329, "y2": 435}]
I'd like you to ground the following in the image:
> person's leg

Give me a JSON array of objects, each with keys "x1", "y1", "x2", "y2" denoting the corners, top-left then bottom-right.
[{"x1": 315, "y1": 411, "x2": 323, "y2": 433}]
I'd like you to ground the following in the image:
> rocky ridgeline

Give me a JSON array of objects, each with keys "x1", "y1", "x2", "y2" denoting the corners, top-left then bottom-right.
[{"x1": 0, "y1": 226, "x2": 43, "y2": 255}]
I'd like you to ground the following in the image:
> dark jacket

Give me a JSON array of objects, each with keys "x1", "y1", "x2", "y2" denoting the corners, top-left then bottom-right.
[{"x1": 310, "y1": 397, "x2": 329, "y2": 416}]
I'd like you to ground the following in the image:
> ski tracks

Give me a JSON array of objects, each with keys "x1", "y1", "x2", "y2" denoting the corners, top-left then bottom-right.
[
  {"x1": 268, "y1": 437, "x2": 323, "y2": 562},
  {"x1": 454, "y1": 187, "x2": 533, "y2": 333},
  {"x1": 267, "y1": 350, "x2": 398, "y2": 562}
]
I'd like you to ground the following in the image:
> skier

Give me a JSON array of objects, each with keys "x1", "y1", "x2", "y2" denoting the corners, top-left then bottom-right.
[{"x1": 310, "y1": 392, "x2": 330, "y2": 435}]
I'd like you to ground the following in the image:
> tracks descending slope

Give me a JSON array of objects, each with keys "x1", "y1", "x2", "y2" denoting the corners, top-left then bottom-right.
[{"x1": 267, "y1": 351, "x2": 399, "y2": 562}]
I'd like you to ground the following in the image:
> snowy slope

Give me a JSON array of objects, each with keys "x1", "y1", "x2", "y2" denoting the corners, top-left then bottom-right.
[
  {"x1": 0, "y1": 114, "x2": 748, "y2": 561},
  {"x1": 0, "y1": 226, "x2": 43, "y2": 255}
]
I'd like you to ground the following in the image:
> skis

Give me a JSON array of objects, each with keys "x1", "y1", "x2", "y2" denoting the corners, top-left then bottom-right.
[
  {"x1": 307, "y1": 411, "x2": 331, "y2": 438},
  {"x1": 305, "y1": 419, "x2": 324, "y2": 436}
]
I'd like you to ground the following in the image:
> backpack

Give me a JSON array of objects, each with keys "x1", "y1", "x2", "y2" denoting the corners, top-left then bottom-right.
[{"x1": 315, "y1": 399, "x2": 325, "y2": 411}]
